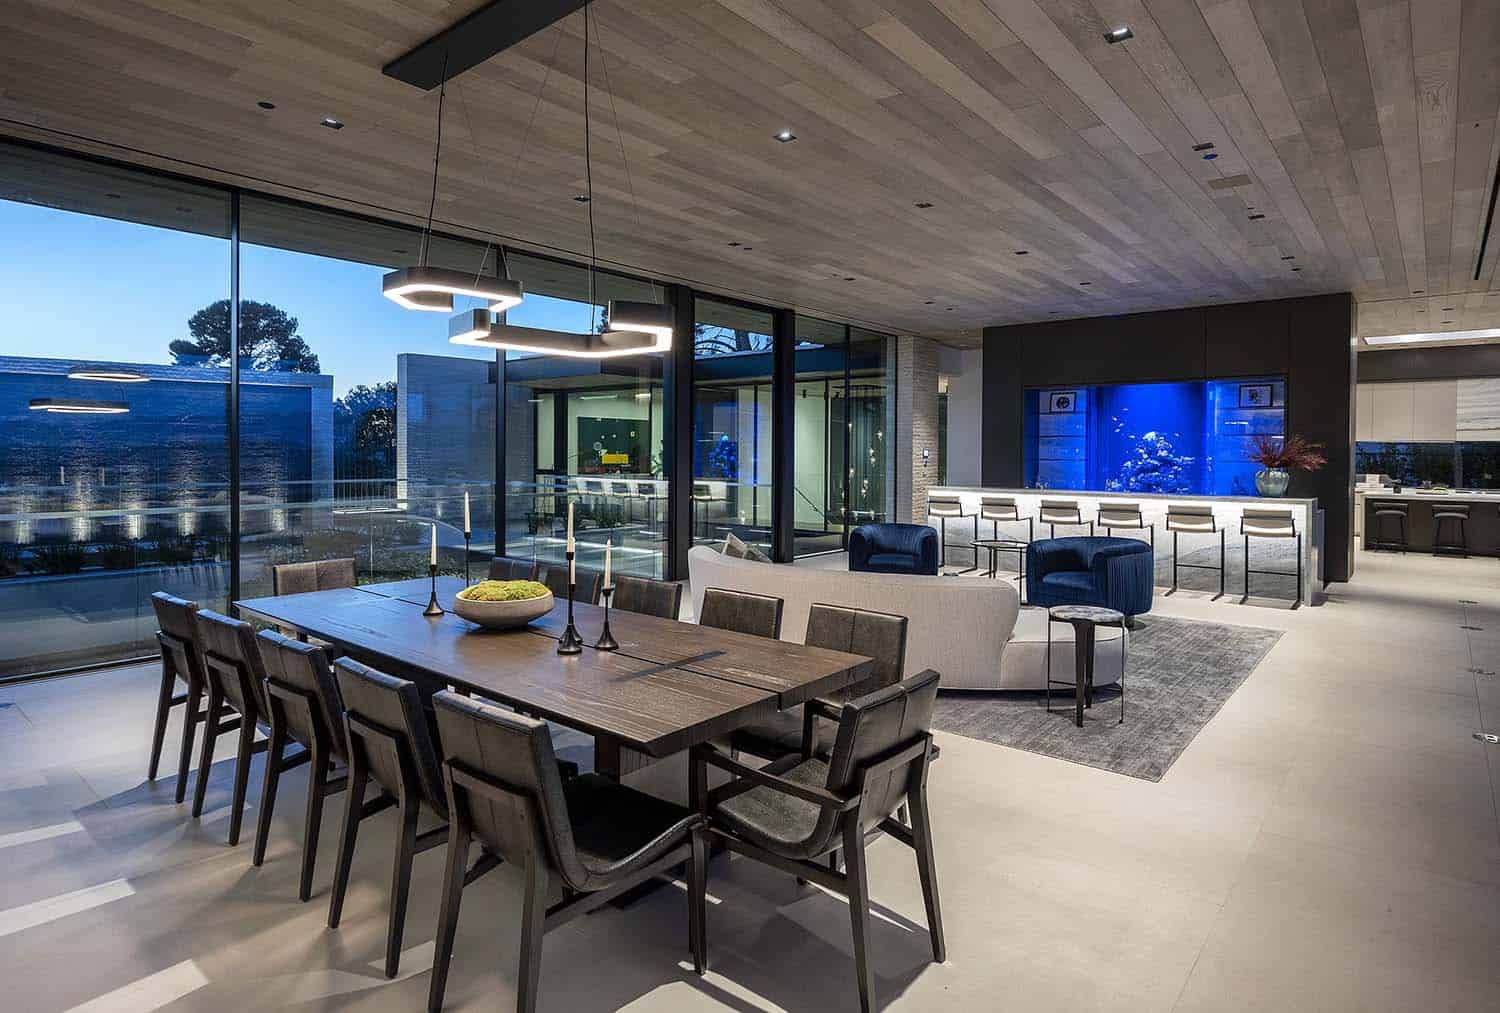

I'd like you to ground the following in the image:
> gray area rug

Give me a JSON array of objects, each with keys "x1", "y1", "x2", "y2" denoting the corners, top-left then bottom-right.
[{"x1": 931, "y1": 615, "x2": 1283, "y2": 781}]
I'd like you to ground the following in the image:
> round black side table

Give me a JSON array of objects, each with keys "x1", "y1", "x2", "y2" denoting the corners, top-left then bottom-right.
[
  {"x1": 970, "y1": 539, "x2": 1027, "y2": 599},
  {"x1": 1045, "y1": 605, "x2": 1127, "y2": 728}
]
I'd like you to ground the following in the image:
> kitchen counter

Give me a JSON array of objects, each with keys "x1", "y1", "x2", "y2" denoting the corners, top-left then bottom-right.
[{"x1": 1361, "y1": 489, "x2": 1500, "y2": 555}]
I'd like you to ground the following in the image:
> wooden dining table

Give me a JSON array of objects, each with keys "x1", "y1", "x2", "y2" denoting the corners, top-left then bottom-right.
[{"x1": 234, "y1": 576, "x2": 874, "y2": 781}]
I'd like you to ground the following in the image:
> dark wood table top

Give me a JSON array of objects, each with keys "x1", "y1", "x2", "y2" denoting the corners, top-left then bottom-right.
[{"x1": 237, "y1": 577, "x2": 872, "y2": 757}]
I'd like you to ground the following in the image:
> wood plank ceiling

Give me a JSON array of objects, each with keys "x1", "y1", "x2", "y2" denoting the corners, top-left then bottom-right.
[{"x1": 0, "y1": 0, "x2": 1498, "y2": 349}]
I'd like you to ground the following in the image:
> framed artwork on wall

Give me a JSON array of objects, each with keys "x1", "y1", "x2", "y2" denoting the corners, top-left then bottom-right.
[
  {"x1": 1048, "y1": 390, "x2": 1080, "y2": 413},
  {"x1": 1239, "y1": 383, "x2": 1274, "y2": 408}
]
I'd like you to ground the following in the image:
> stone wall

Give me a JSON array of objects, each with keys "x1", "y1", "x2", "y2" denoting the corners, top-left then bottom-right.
[{"x1": 895, "y1": 335, "x2": 940, "y2": 523}]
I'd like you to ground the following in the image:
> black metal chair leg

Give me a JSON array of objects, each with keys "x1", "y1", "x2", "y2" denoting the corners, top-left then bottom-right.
[
  {"x1": 1294, "y1": 532, "x2": 1303, "y2": 609},
  {"x1": 427, "y1": 824, "x2": 471, "y2": 1013},
  {"x1": 688, "y1": 828, "x2": 708, "y2": 974},
  {"x1": 175, "y1": 682, "x2": 202, "y2": 804},
  {"x1": 328, "y1": 763, "x2": 367, "y2": 929},
  {"x1": 1243, "y1": 534, "x2": 1251, "y2": 604},
  {"x1": 384, "y1": 798, "x2": 422, "y2": 978},
  {"x1": 227, "y1": 714, "x2": 257, "y2": 846},
  {"x1": 299, "y1": 742, "x2": 329, "y2": 902},
  {"x1": 1169, "y1": 531, "x2": 1178, "y2": 594},
  {"x1": 842, "y1": 822, "x2": 876, "y2": 1013},
  {"x1": 908, "y1": 780, "x2": 946, "y2": 963},
  {"x1": 148, "y1": 659, "x2": 175, "y2": 781},
  {"x1": 516, "y1": 850, "x2": 549, "y2": 1013},
  {"x1": 253, "y1": 720, "x2": 285, "y2": 867},
  {"x1": 192, "y1": 688, "x2": 222, "y2": 818}
]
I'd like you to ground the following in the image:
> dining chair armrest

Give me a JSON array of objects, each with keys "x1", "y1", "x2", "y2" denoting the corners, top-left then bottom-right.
[
  {"x1": 800, "y1": 696, "x2": 843, "y2": 757},
  {"x1": 700, "y1": 743, "x2": 859, "y2": 813}
]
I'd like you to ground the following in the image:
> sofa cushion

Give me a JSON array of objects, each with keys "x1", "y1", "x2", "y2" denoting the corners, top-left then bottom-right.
[
  {"x1": 867, "y1": 552, "x2": 919, "y2": 572},
  {"x1": 1040, "y1": 571, "x2": 1095, "y2": 595}
]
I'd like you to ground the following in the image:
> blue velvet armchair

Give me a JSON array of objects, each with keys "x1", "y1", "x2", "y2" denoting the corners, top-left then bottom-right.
[
  {"x1": 1026, "y1": 536, "x2": 1154, "y2": 617},
  {"x1": 849, "y1": 523, "x2": 939, "y2": 576}
]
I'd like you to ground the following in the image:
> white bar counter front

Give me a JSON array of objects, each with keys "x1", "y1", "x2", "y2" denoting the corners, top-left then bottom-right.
[{"x1": 926, "y1": 487, "x2": 1324, "y2": 605}]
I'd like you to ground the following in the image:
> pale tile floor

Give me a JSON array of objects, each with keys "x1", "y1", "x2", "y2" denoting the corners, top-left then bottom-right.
[{"x1": 1, "y1": 548, "x2": 1497, "y2": 1011}]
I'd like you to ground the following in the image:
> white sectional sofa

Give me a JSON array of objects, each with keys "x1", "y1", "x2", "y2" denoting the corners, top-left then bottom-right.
[{"x1": 686, "y1": 546, "x2": 1125, "y2": 691}]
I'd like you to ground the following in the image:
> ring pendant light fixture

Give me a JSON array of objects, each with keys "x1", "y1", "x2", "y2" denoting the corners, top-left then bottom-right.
[
  {"x1": 66, "y1": 364, "x2": 150, "y2": 383},
  {"x1": 30, "y1": 398, "x2": 131, "y2": 414},
  {"x1": 447, "y1": 2, "x2": 673, "y2": 358},
  {"x1": 382, "y1": 53, "x2": 523, "y2": 315}
]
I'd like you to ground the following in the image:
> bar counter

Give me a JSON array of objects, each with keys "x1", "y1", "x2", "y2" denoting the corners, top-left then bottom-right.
[{"x1": 1361, "y1": 490, "x2": 1500, "y2": 556}]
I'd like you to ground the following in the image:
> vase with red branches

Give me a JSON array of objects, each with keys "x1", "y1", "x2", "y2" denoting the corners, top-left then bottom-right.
[{"x1": 1248, "y1": 434, "x2": 1326, "y2": 496}]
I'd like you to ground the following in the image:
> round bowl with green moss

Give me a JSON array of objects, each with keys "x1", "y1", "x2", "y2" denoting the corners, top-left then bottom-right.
[{"x1": 452, "y1": 579, "x2": 555, "y2": 629}]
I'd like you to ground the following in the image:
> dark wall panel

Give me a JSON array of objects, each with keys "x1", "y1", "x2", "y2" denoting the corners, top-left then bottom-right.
[
  {"x1": 1355, "y1": 343, "x2": 1500, "y2": 382},
  {"x1": 980, "y1": 292, "x2": 1355, "y2": 582}
]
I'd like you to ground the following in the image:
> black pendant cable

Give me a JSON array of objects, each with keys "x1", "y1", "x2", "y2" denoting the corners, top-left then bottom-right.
[
  {"x1": 418, "y1": 51, "x2": 449, "y2": 274},
  {"x1": 583, "y1": 0, "x2": 598, "y2": 330}
]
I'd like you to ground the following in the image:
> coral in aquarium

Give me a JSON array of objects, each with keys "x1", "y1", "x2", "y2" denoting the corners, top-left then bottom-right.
[
  {"x1": 1107, "y1": 429, "x2": 1197, "y2": 494},
  {"x1": 1248, "y1": 433, "x2": 1326, "y2": 472},
  {"x1": 707, "y1": 433, "x2": 739, "y2": 480}
]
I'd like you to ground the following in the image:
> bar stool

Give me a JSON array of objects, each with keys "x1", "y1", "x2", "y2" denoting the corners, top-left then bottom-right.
[
  {"x1": 927, "y1": 495, "x2": 976, "y2": 568},
  {"x1": 980, "y1": 495, "x2": 1034, "y2": 544},
  {"x1": 1096, "y1": 501, "x2": 1154, "y2": 554},
  {"x1": 1166, "y1": 504, "x2": 1224, "y2": 600},
  {"x1": 1039, "y1": 498, "x2": 1092, "y2": 538},
  {"x1": 635, "y1": 479, "x2": 664, "y2": 540},
  {"x1": 1241, "y1": 508, "x2": 1301, "y2": 608},
  {"x1": 610, "y1": 479, "x2": 637, "y2": 525},
  {"x1": 1433, "y1": 502, "x2": 1470, "y2": 557},
  {"x1": 691, "y1": 482, "x2": 715, "y2": 543},
  {"x1": 1368, "y1": 501, "x2": 1408, "y2": 552}
]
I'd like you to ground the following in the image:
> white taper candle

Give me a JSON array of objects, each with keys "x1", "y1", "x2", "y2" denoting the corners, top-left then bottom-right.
[
  {"x1": 463, "y1": 491, "x2": 470, "y2": 536},
  {"x1": 603, "y1": 539, "x2": 612, "y2": 588},
  {"x1": 430, "y1": 523, "x2": 437, "y2": 566},
  {"x1": 566, "y1": 501, "x2": 575, "y2": 553}
]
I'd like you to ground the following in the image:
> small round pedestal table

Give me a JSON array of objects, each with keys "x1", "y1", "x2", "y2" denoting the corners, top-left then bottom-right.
[{"x1": 1045, "y1": 605, "x2": 1127, "y2": 728}]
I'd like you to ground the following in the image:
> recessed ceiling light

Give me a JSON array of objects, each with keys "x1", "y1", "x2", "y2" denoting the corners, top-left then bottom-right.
[
  {"x1": 1192, "y1": 142, "x2": 1215, "y2": 152},
  {"x1": 105, "y1": 192, "x2": 121, "y2": 199},
  {"x1": 1203, "y1": 152, "x2": 1219, "y2": 161},
  {"x1": 1103, "y1": 26, "x2": 1133, "y2": 43},
  {"x1": 727, "y1": 241, "x2": 741, "y2": 247},
  {"x1": 844, "y1": 276, "x2": 856, "y2": 281},
  {"x1": 1079, "y1": 281, "x2": 1092, "y2": 286},
  {"x1": 1292, "y1": 267, "x2": 1302, "y2": 272},
  {"x1": 1014, "y1": 250, "x2": 1029, "y2": 255},
  {"x1": 1412, "y1": 289, "x2": 1424, "y2": 294},
  {"x1": 573, "y1": 195, "x2": 591, "y2": 203},
  {"x1": 321, "y1": 117, "x2": 344, "y2": 130},
  {"x1": 1365, "y1": 327, "x2": 1500, "y2": 346},
  {"x1": 946, "y1": 307, "x2": 955, "y2": 311},
  {"x1": 924, "y1": 300, "x2": 935, "y2": 305},
  {"x1": 1443, "y1": 320, "x2": 1454, "y2": 324},
  {"x1": 774, "y1": 129, "x2": 796, "y2": 142},
  {"x1": 742, "y1": 246, "x2": 754, "y2": 251},
  {"x1": 1281, "y1": 255, "x2": 1296, "y2": 260},
  {"x1": 914, "y1": 201, "x2": 934, "y2": 209},
  {"x1": 1443, "y1": 307, "x2": 1455, "y2": 311},
  {"x1": 393, "y1": 248, "x2": 407, "y2": 254},
  {"x1": 258, "y1": 100, "x2": 276, "y2": 110},
  {"x1": 1248, "y1": 213, "x2": 1266, "y2": 221}
]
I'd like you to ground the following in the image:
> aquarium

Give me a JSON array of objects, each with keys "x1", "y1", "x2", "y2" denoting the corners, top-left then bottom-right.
[{"x1": 1023, "y1": 377, "x2": 1286, "y2": 496}]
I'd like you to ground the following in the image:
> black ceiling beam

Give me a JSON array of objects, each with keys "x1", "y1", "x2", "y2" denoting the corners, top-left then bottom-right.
[{"x1": 383, "y1": 0, "x2": 589, "y2": 90}]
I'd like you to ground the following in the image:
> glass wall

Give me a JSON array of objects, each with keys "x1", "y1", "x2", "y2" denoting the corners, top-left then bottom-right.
[
  {"x1": 237, "y1": 196, "x2": 502, "y2": 598},
  {"x1": 501, "y1": 253, "x2": 667, "y2": 578},
  {"x1": 1023, "y1": 377, "x2": 1285, "y2": 496},
  {"x1": 0, "y1": 144, "x2": 231, "y2": 676},
  {"x1": 693, "y1": 298, "x2": 775, "y2": 553},
  {"x1": 0, "y1": 139, "x2": 904, "y2": 676},
  {"x1": 1355, "y1": 442, "x2": 1500, "y2": 488}
]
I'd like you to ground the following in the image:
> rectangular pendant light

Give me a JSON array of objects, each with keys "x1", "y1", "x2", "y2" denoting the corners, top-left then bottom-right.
[
  {"x1": 1363, "y1": 327, "x2": 1500, "y2": 346},
  {"x1": 383, "y1": 266, "x2": 524, "y2": 313},
  {"x1": 449, "y1": 300, "x2": 673, "y2": 358}
]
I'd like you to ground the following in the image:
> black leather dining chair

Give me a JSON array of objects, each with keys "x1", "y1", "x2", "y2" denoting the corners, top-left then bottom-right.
[
  {"x1": 148, "y1": 592, "x2": 209, "y2": 804},
  {"x1": 192, "y1": 608, "x2": 274, "y2": 845},
  {"x1": 698, "y1": 587, "x2": 783, "y2": 639},
  {"x1": 729, "y1": 604, "x2": 909, "y2": 762},
  {"x1": 426, "y1": 691, "x2": 708, "y2": 1013},
  {"x1": 253, "y1": 630, "x2": 349, "y2": 901},
  {"x1": 488, "y1": 555, "x2": 538, "y2": 581},
  {"x1": 328, "y1": 658, "x2": 450, "y2": 978},
  {"x1": 611, "y1": 574, "x2": 683, "y2": 620},
  {"x1": 536, "y1": 562, "x2": 603, "y2": 604},
  {"x1": 694, "y1": 669, "x2": 945, "y2": 1013}
]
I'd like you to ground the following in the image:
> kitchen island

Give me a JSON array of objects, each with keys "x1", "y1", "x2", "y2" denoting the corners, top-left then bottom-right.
[{"x1": 1361, "y1": 490, "x2": 1500, "y2": 556}]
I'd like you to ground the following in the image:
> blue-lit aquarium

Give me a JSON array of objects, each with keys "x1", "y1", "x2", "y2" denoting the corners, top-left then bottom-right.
[{"x1": 1024, "y1": 377, "x2": 1285, "y2": 496}]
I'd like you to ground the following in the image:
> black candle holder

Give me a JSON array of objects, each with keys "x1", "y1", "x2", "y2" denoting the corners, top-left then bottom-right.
[
  {"x1": 463, "y1": 530, "x2": 472, "y2": 587},
  {"x1": 557, "y1": 549, "x2": 585, "y2": 654},
  {"x1": 423, "y1": 562, "x2": 445, "y2": 617},
  {"x1": 594, "y1": 586, "x2": 618, "y2": 651}
]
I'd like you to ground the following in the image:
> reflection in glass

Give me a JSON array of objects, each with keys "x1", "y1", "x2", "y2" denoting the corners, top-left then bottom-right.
[
  {"x1": 694, "y1": 299, "x2": 774, "y2": 554},
  {"x1": 0, "y1": 143, "x2": 231, "y2": 675}
]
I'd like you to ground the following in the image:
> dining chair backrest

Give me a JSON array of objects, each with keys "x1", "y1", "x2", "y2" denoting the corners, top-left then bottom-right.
[
  {"x1": 536, "y1": 563, "x2": 603, "y2": 604},
  {"x1": 333, "y1": 658, "x2": 448, "y2": 818},
  {"x1": 825, "y1": 668, "x2": 941, "y2": 836},
  {"x1": 431, "y1": 691, "x2": 593, "y2": 891},
  {"x1": 1165, "y1": 504, "x2": 1217, "y2": 532},
  {"x1": 980, "y1": 496, "x2": 1019, "y2": 521},
  {"x1": 488, "y1": 555, "x2": 538, "y2": 582},
  {"x1": 256, "y1": 629, "x2": 347, "y2": 761},
  {"x1": 151, "y1": 591, "x2": 205, "y2": 691},
  {"x1": 804, "y1": 603, "x2": 908, "y2": 699},
  {"x1": 699, "y1": 587, "x2": 783, "y2": 639},
  {"x1": 1039, "y1": 499, "x2": 1082, "y2": 524},
  {"x1": 1098, "y1": 501, "x2": 1144, "y2": 528},
  {"x1": 195, "y1": 608, "x2": 271, "y2": 719},
  {"x1": 612, "y1": 574, "x2": 683, "y2": 620},
  {"x1": 272, "y1": 558, "x2": 357, "y2": 596}
]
